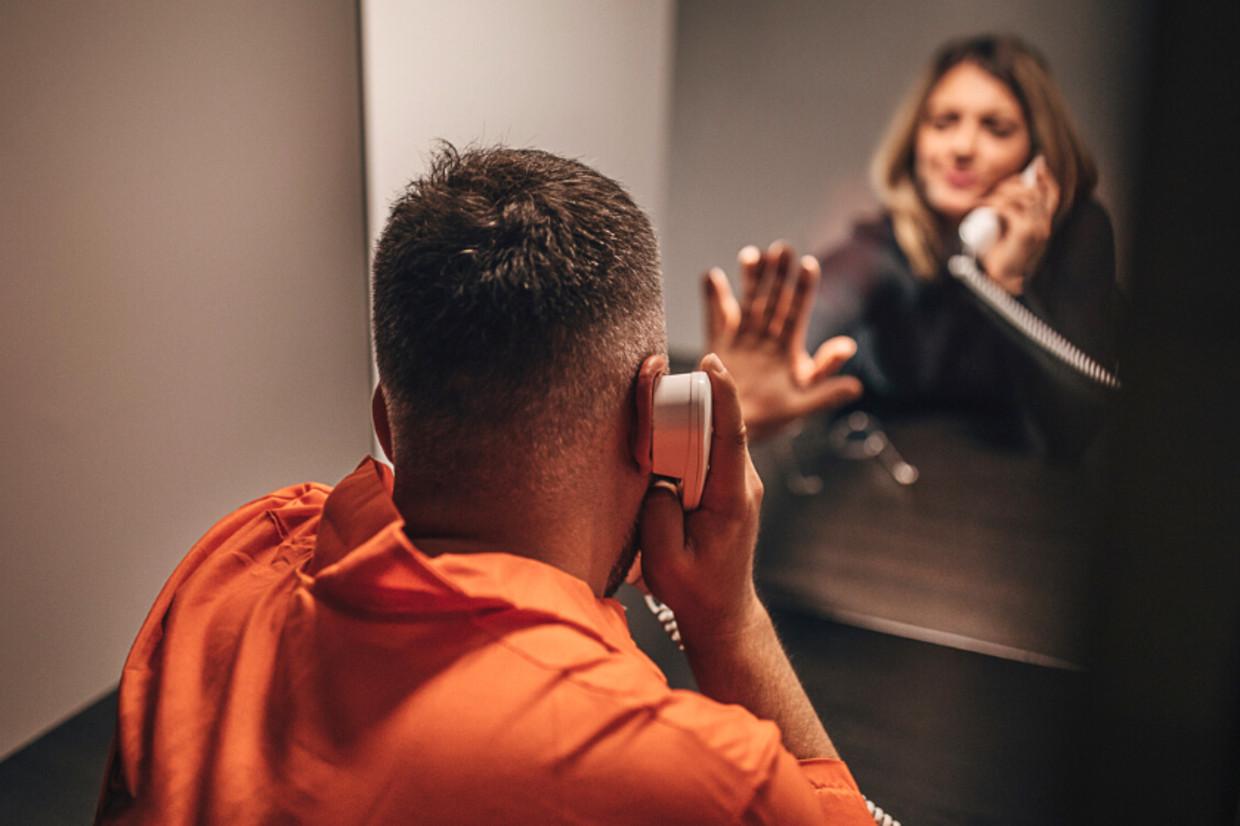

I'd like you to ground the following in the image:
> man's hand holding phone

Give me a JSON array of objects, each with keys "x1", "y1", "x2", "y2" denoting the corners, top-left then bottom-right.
[
  {"x1": 637, "y1": 353, "x2": 839, "y2": 760},
  {"x1": 638, "y1": 353, "x2": 764, "y2": 646}
]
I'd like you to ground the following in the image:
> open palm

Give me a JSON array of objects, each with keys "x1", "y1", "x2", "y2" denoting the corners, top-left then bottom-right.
[{"x1": 703, "y1": 242, "x2": 862, "y2": 443}]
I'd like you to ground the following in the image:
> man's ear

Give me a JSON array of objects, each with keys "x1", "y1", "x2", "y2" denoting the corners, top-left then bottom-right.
[
  {"x1": 630, "y1": 354, "x2": 667, "y2": 474},
  {"x1": 372, "y1": 383, "x2": 394, "y2": 462}
]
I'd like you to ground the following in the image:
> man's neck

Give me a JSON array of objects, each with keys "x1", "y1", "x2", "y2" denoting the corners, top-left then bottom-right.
[{"x1": 389, "y1": 471, "x2": 629, "y2": 598}]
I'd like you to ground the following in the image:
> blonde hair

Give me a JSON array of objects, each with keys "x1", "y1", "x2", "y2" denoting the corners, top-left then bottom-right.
[{"x1": 870, "y1": 34, "x2": 1098, "y2": 278}]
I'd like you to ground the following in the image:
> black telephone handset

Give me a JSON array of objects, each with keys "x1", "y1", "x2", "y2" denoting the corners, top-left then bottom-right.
[
  {"x1": 651, "y1": 371, "x2": 713, "y2": 510},
  {"x1": 949, "y1": 158, "x2": 1121, "y2": 390}
]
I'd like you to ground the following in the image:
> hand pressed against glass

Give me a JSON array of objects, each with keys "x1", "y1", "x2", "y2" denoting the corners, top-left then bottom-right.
[{"x1": 702, "y1": 243, "x2": 861, "y2": 443}]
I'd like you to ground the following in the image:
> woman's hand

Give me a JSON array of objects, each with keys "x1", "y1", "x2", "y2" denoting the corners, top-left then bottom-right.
[
  {"x1": 703, "y1": 241, "x2": 862, "y2": 443},
  {"x1": 978, "y1": 156, "x2": 1061, "y2": 295}
]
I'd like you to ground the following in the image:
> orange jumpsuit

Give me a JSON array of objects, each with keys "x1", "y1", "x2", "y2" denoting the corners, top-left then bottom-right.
[{"x1": 96, "y1": 458, "x2": 874, "y2": 824}]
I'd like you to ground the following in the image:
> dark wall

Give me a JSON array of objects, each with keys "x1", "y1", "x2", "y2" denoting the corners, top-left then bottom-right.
[{"x1": 1087, "y1": 1, "x2": 1240, "y2": 821}]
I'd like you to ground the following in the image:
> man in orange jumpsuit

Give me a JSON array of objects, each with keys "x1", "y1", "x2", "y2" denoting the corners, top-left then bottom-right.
[{"x1": 95, "y1": 144, "x2": 878, "y2": 824}]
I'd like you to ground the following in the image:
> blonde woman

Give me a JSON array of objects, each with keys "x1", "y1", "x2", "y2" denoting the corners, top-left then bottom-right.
[{"x1": 709, "y1": 34, "x2": 1120, "y2": 457}]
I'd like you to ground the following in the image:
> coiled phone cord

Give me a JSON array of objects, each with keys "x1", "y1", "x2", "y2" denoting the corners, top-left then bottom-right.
[{"x1": 947, "y1": 253, "x2": 1120, "y2": 391}]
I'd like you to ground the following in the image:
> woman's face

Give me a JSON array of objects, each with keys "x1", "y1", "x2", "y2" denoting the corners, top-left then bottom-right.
[{"x1": 914, "y1": 62, "x2": 1032, "y2": 222}]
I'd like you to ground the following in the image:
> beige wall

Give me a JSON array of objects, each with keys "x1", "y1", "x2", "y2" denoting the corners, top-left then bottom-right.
[
  {"x1": 361, "y1": 0, "x2": 675, "y2": 261},
  {"x1": 0, "y1": 1, "x2": 372, "y2": 757}
]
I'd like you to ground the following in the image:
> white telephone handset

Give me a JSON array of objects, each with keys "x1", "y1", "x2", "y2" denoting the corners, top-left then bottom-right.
[
  {"x1": 643, "y1": 371, "x2": 712, "y2": 650},
  {"x1": 958, "y1": 156, "x2": 1041, "y2": 257},
  {"x1": 651, "y1": 371, "x2": 712, "y2": 510}
]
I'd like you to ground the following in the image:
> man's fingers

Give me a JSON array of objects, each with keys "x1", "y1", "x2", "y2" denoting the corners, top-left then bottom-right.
[
  {"x1": 696, "y1": 353, "x2": 751, "y2": 512},
  {"x1": 624, "y1": 551, "x2": 646, "y2": 590},
  {"x1": 638, "y1": 480, "x2": 687, "y2": 580}
]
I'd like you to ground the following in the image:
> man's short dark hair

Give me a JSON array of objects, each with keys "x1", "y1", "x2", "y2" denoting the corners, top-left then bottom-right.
[{"x1": 372, "y1": 143, "x2": 665, "y2": 460}]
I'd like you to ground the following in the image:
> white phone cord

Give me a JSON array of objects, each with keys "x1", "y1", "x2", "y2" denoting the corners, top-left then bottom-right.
[
  {"x1": 865, "y1": 797, "x2": 901, "y2": 826},
  {"x1": 643, "y1": 594, "x2": 683, "y2": 650}
]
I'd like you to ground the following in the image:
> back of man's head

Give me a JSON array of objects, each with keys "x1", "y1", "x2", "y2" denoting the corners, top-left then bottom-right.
[{"x1": 372, "y1": 144, "x2": 666, "y2": 477}]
